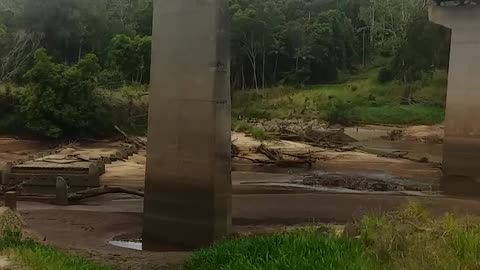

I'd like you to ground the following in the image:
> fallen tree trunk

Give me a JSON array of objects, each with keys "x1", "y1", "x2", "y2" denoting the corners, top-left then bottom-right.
[
  {"x1": 272, "y1": 128, "x2": 355, "y2": 149},
  {"x1": 0, "y1": 181, "x2": 27, "y2": 194},
  {"x1": 358, "y1": 147, "x2": 436, "y2": 164},
  {"x1": 233, "y1": 155, "x2": 313, "y2": 168},
  {"x1": 231, "y1": 143, "x2": 240, "y2": 157},
  {"x1": 114, "y1": 125, "x2": 146, "y2": 149},
  {"x1": 68, "y1": 186, "x2": 144, "y2": 202},
  {"x1": 249, "y1": 144, "x2": 316, "y2": 168},
  {"x1": 257, "y1": 144, "x2": 282, "y2": 160}
]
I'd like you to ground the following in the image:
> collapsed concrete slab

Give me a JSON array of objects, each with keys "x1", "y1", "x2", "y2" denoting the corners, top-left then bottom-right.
[
  {"x1": 2, "y1": 159, "x2": 104, "y2": 193},
  {"x1": 0, "y1": 143, "x2": 138, "y2": 194}
]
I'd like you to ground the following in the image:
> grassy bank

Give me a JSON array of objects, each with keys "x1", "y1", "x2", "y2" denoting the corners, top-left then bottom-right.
[
  {"x1": 185, "y1": 202, "x2": 480, "y2": 270},
  {"x1": 0, "y1": 208, "x2": 114, "y2": 270},
  {"x1": 185, "y1": 229, "x2": 379, "y2": 270},
  {"x1": 232, "y1": 70, "x2": 447, "y2": 125},
  {"x1": 0, "y1": 69, "x2": 446, "y2": 138},
  {"x1": 0, "y1": 231, "x2": 114, "y2": 270}
]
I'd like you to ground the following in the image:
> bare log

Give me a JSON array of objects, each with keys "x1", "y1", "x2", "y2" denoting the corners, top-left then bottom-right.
[
  {"x1": 231, "y1": 143, "x2": 240, "y2": 157},
  {"x1": 233, "y1": 155, "x2": 312, "y2": 168},
  {"x1": 257, "y1": 144, "x2": 282, "y2": 161},
  {"x1": 282, "y1": 151, "x2": 327, "y2": 160},
  {"x1": 254, "y1": 144, "x2": 315, "y2": 168},
  {"x1": 114, "y1": 125, "x2": 146, "y2": 148},
  {"x1": 1, "y1": 181, "x2": 26, "y2": 193},
  {"x1": 68, "y1": 186, "x2": 144, "y2": 202},
  {"x1": 273, "y1": 134, "x2": 303, "y2": 141},
  {"x1": 273, "y1": 128, "x2": 353, "y2": 148}
]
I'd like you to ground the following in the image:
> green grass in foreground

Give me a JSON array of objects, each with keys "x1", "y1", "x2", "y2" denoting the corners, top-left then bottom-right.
[
  {"x1": 185, "y1": 202, "x2": 480, "y2": 270},
  {"x1": 184, "y1": 229, "x2": 379, "y2": 270},
  {"x1": 0, "y1": 231, "x2": 114, "y2": 270},
  {"x1": 232, "y1": 70, "x2": 447, "y2": 125}
]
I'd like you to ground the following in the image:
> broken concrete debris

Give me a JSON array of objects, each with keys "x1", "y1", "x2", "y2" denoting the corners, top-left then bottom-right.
[{"x1": 1, "y1": 143, "x2": 139, "y2": 195}]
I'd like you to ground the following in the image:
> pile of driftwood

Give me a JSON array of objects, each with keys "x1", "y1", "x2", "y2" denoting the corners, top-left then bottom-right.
[
  {"x1": 273, "y1": 127, "x2": 357, "y2": 151},
  {"x1": 115, "y1": 125, "x2": 147, "y2": 149},
  {"x1": 233, "y1": 143, "x2": 317, "y2": 168},
  {"x1": 2, "y1": 176, "x2": 145, "y2": 204}
]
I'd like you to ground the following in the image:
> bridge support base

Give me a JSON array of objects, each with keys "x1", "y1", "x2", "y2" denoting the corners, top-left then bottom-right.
[
  {"x1": 143, "y1": 0, "x2": 231, "y2": 249},
  {"x1": 430, "y1": 4, "x2": 480, "y2": 194}
]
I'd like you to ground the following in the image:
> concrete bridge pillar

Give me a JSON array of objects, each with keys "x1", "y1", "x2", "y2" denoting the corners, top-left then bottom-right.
[
  {"x1": 430, "y1": 4, "x2": 480, "y2": 182},
  {"x1": 143, "y1": 0, "x2": 231, "y2": 249}
]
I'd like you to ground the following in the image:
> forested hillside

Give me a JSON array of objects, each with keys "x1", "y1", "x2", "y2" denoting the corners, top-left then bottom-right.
[{"x1": 0, "y1": 0, "x2": 451, "y2": 138}]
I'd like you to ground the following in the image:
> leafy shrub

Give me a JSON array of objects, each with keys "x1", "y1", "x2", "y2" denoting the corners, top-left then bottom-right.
[
  {"x1": 325, "y1": 100, "x2": 354, "y2": 125},
  {"x1": 359, "y1": 201, "x2": 480, "y2": 270},
  {"x1": 107, "y1": 34, "x2": 151, "y2": 84},
  {"x1": 97, "y1": 69, "x2": 125, "y2": 89},
  {"x1": 97, "y1": 86, "x2": 149, "y2": 135},
  {"x1": 234, "y1": 107, "x2": 272, "y2": 120},
  {"x1": 250, "y1": 127, "x2": 271, "y2": 141},
  {"x1": 0, "y1": 85, "x2": 26, "y2": 134},
  {"x1": 22, "y1": 49, "x2": 101, "y2": 138},
  {"x1": 233, "y1": 120, "x2": 271, "y2": 141},
  {"x1": 233, "y1": 120, "x2": 253, "y2": 132},
  {"x1": 377, "y1": 67, "x2": 394, "y2": 83}
]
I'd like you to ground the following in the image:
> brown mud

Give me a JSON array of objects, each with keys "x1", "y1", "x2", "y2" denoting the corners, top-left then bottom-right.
[
  {"x1": 0, "y1": 137, "x2": 55, "y2": 166},
  {"x1": 17, "y1": 192, "x2": 480, "y2": 270},
  {"x1": 0, "y1": 124, "x2": 458, "y2": 270}
]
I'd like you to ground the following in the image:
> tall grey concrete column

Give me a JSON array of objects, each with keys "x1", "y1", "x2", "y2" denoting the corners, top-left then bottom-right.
[
  {"x1": 143, "y1": 0, "x2": 231, "y2": 249},
  {"x1": 430, "y1": 4, "x2": 480, "y2": 182}
]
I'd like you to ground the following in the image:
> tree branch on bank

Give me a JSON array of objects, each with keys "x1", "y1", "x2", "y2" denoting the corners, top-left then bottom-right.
[{"x1": 68, "y1": 186, "x2": 144, "y2": 202}]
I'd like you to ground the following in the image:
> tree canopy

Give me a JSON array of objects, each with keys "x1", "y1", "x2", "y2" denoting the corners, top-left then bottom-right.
[
  {"x1": 0, "y1": 0, "x2": 450, "y2": 89},
  {"x1": 0, "y1": 0, "x2": 452, "y2": 137}
]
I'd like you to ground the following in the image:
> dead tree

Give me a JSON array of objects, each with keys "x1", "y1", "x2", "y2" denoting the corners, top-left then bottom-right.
[{"x1": 1, "y1": 31, "x2": 42, "y2": 82}]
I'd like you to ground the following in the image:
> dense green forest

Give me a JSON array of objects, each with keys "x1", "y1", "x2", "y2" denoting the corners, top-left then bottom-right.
[{"x1": 0, "y1": 0, "x2": 451, "y2": 138}]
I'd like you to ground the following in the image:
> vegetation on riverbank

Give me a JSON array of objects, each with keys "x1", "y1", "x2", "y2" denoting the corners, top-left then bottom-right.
[
  {"x1": 0, "y1": 67, "x2": 446, "y2": 139},
  {"x1": 185, "y1": 202, "x2": 480, "y2": 270},
  {"x1": 0, "y1": 0, "x2": 450, "y2": 138},
  {"x1": 233, "y1": 70, "x2": 447, "y2": 125},
  {"x1": 0, "y1": 208, "x2": 114, "y2": 270},
  {"x1": 185, "y1": 229, "x2": 378, "y2": 270},
  {"x1": 0, "y1": 231, "x2": 114, "y2": 270},
  {"x1": 0, "y1": 82, "x2": 148, "y2": 138}
]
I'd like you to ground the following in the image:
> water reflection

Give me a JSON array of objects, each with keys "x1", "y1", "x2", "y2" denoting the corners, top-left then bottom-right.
[
  {"x1": 109, "y1": 237, "x2": 191, "y2": 252},
  {"x1": 109, "y1": 240, "x2": 143, "y2": 251}
]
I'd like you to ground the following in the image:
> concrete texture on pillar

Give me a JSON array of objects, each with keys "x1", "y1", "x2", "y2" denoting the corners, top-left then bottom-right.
[
  {"x1": 143, "y1": 0, "x2": 231, "y2": 249},
  {"x1": 430, "y1": 5, "x2": 480, "y2": 180}
]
